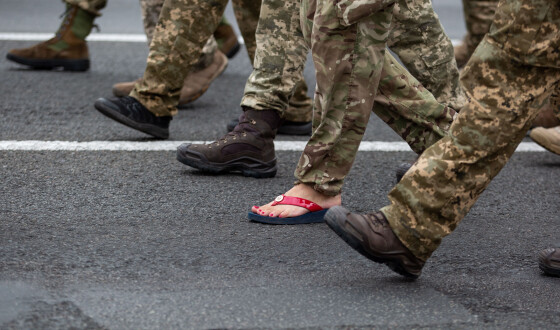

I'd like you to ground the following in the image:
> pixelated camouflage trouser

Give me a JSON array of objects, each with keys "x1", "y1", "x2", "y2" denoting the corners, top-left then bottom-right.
[
  {"x1": 242, "y1": 0, "x2": 465, "y2": 125},
  {"x1": 382, "y1": 0, "x2": 560, "y2": 262},
  {"x1": 65, "y1": 0, "x2": 106, "y2": 16},
  {"x1": 131, "y1": 0, "x2": 261, "y2": 116},
  {"x1": 139, "y1": 0, "x2": 216, "y2": 72}
]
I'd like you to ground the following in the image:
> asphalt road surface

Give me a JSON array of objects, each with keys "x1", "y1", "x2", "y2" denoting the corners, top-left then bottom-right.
[{"x1": 1, "y1": 0, "x2": 559, "y2": 329}]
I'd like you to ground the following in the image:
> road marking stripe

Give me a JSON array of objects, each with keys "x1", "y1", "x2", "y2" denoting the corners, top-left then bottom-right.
[
  {"x1": 0, "y1": 140, "x2": 546, "y2": 152},
  {"x1": 0, "y1": 32, "x2": 247, "y2": 44},
  {"x1": 0, "y1": 32, "x2": 458, "y2": 46}
]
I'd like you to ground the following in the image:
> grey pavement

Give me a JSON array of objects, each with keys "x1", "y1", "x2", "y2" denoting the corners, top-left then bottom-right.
[{"x1": 1, "y1": 0, "x2": 559, "y2": 329}]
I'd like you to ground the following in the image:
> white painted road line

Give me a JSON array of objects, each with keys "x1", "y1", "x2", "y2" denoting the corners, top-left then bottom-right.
[
  {"x1": 0, "y1": 140, "x2": 546, "y2": 152},
  {"x1": 0, "y1": 32, "x2": 458, "y2": 45},
  {"x1": 0, "y1": 32, "x2": 248, "y2": 44}
]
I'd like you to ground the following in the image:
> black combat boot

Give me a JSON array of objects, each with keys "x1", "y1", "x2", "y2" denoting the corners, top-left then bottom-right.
[{"x1": 94, "y1": 96, "x2": 171, "y2": 139}]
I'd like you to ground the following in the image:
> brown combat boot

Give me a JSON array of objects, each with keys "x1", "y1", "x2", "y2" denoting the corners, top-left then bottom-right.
[
  {"x1": 176, "y1": 108, "x2": 281, "y2": 178},
  {"x1": 214, "y1": 22, "x2": 240, "y2": 59},
  {"x1": 539, "y1": 246, "x2": 560, "y2": 277},
  {"x1": 6, "y1": 6, "x2": 92, "y2": 71},
  {"x1": 112, "y1": 52, "x2": 227, "y2": 105},
  {"x1": 325, "y1": 206, "x2": 425, "y2": 279},
  {"x1": 530, "y1": 126, "x2": 560, "y2": 155}
]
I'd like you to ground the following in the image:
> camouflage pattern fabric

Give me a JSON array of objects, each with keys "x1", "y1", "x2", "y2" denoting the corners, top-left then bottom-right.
[
  {"x1": 131, "y1": 0, "x2": 261, "y2": 117},
  {"x1": 65, "y1": 0, "x2": 107, "y2": 16},
  {"x1": 381, "y1": 0, "x2": 560, "y2": 262},
  {"x1": 139, "y1": 0, "x2": 163, "y2": 44},
  {"x1": 139, "y1": 0, "x2": 217, "y2": 71},
  {"x1": 389, "y1": 0, "x2": 466, "y2": 111},
  {"x1": 294, "y1": 0, "x2": 396, "y2": 196},
  {"x1": 241, "y1": 0, "x2": 313, "y2": 122},
  {"x1": 460, "y1": 0, "x2": 499, "y2": 58}
]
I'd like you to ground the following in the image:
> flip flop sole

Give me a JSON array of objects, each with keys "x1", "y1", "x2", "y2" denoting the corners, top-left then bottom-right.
[{"x1": 248, "y1": 209, "x2": 328, "y2": 225}]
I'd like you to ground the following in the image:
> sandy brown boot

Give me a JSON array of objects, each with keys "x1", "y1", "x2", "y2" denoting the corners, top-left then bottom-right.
[
  {"x1": 6, "y1": 5, "x2": 92, "y2": 71},
  {"x1": 113, "y1": 52, "x2": 227, "y2": 105},
  {"x1": 179, "y1": 51, "x2": 228, "y2": 105},
  {"x1": 112, "y1": 78, "x2": 142, "y2": 97},
  {"x1": 530, "y1": 126, "x2": 560, "y2": 155}
]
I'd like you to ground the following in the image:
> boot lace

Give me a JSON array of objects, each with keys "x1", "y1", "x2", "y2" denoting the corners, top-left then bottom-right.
[
  {"x1": 210, "y1": 117, "x2": 256, "y2": 146},
  {"x1": 366, "y1": 212, "x2": 387, "y2": 227},
  {"x1": 55, "y1": 6, "x2": 76, "y2": 39}
]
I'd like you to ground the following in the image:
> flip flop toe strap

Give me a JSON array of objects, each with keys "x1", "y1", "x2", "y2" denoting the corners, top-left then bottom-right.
[{"x1": 270, "y1": 194, "x2": 324, "y2": 212}]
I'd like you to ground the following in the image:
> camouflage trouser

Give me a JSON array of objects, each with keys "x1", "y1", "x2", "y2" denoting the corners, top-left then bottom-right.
[
  {"x1": 241, "y1": 0, "x2": 313, "y2": 122},
  {"x1": 381, "y1": 0, "x2": 560, "y2": 262},
  {"x1": 461, "y1": 0, "x2": 499, "y2": 58},
  {"x1": 390, "y1": 0, "x2": 466, "y2": 111},
  {"x1": 139, "y1": 0, "x2": 216, "y2": 71},
  {"x1": 65, "y1": 0, "x2": 106, "y2": 16},
  {"x1": 131, "y1": 0, "x2": 261, "y2": 116}
]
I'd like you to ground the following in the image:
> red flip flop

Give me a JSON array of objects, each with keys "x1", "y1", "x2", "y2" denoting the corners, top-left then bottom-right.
[{"x1": 248, "y1": 194, "x2": 328, "y2": 225}]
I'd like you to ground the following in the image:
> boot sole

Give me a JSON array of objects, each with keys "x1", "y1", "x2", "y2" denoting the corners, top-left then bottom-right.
[
  {"x1": 539, "y1": 263, "x2": 560, "y2": 277},
  {"x1": 325, "y1": 208, "x2": 420, "y2": 279},
  {"x1": 7, "y1": 53, "x2": 89, "y2": 71},
  {"x1": 538, "y1": 250, "x2": 560, "y2": 277},
  {"x1": 177, "y1": 148, "x2": 276, "y2": 178},
  {"x1": 94, "y1": 98, "x2": 169, "y2": 139},
  {"x1": 224, "y1": 42, "x2": 241, "y2": 59}
]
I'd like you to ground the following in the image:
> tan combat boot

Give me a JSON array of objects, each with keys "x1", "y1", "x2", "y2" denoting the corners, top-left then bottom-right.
[
  {"x1": 6, "y1": 5, "x2": 92, "y2": 71},
  {"x1": 530, "y1": 126, "x2": 560, "y2": 155},
  {"x1": 112, "y1": 51, "x2": 228, "y2": 105}
]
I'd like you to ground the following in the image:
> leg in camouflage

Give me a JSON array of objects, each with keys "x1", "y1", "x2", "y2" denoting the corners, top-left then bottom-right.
[
  {"x1": 6, "y1": 0, "x2": 104, "y2": 71},
  {"x1": 293, "y1": 0, "x2": 395, "y2": 196},
  {"x1": 112, "y1": 0, "x2": 226, "y2": 105},
  {"x1": 389, "y1": 0, "x2": 467, "y2": 111},
  {"x1": 130, "y1": 0, "x2": 261, "y2": 117},
  {"x1": 95, "y1": 0, "x2": 263, "y2": 138},
  {"x1": 240, "y1": 0, "x2": 313, "y2": 124},
  {"x1": 361, "y1": 0, "x2": 560, "y2": 276},
  {"x1": 455, "y1": 0, "x2": 560, "y2": 128}
]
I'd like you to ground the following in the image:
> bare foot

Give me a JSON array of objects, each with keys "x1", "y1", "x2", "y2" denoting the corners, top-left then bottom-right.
[{"x1": 251, "y1": 184, "x2": 341, "y2": 218}]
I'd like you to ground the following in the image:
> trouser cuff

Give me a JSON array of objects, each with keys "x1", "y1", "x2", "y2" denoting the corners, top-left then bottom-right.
[{"x1": 380, "y1": 204, "x2": 437, "y2": 262}]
